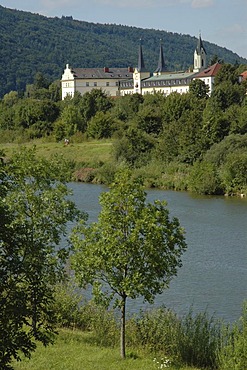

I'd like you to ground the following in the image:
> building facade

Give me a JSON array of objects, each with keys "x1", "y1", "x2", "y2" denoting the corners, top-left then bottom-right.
[{"x1": 61, "y1": 35, "x2": 221, "y2": 99}]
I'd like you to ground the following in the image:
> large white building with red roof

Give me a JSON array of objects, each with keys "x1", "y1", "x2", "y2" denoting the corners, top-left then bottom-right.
[
  {"x1": 61, "y1": 35, "x2": 221, "y2": 99},
  {"x1": 193, "y1": 63, "x2": 222, "y2": 95}
]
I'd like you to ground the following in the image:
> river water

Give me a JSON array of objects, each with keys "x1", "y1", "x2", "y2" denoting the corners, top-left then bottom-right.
[{"x1": 68, "y1": 182, "x2": 247, "y2": 323}]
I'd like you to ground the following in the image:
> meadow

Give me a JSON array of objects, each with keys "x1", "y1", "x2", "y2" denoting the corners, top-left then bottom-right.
[
  {"x1": 14, "y1": 329, "x2": 200, "y2": 370},
  {"x1": 0, "y1": 139, "x2": 112, "y2": 167}
]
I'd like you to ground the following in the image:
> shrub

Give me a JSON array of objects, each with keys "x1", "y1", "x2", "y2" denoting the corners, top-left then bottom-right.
[
  {"x1": 218, "y1": 301, "x2": 247, "y2": 370},
  {"x1": 179, "y1": 309, "x2": 222, "y2": 369},
  {"x1": 129, "y1": 307, "x2": 180, "y2": 355},
  {"x1": 188, "y1": 160, "x2": 223, "y2": 195},
  {"x1": 53, "y1": 280, "x2": 119, "y2": 346}
]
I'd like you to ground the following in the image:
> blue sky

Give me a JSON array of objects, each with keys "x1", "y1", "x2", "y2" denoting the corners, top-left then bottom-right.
[{"x1": 1, "y1": 0, "x2": 247, "y2": 59}]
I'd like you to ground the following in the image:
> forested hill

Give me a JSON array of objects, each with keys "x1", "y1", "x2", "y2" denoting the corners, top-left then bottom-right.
[{"x1": 1, "y1": 5, "x2": 247, "y2": 98}]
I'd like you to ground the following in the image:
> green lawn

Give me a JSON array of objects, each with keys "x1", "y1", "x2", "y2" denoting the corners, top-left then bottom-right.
[
  {"x1": 13, "y1": 329, "x2": 200, "y2": 370},
  {"x1": 0, "y1": 139, "x2": 113, "y2": 167}
]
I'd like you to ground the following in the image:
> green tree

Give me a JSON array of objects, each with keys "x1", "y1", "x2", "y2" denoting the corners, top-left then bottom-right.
[
  {"x1": 111, "y1": 93, "x2": 143, "y2": 121},
  {"x1": 219, "y1": 149, "x2": 247, "y2": 195},
  {"x1": 135, "y1": 104, "x2": 163, "y2": 135},
  {"x1": 161, "y1": 92, "x2": 191, "y2": 124},
  {"x1": 214, "y1": 63, "x2": 239, "y2": 87},
  {"x1": 0, "y1": 147, "x2": 83, "y2": 369},
  {"x1": 71, "y1": 169, "x2": 187, "y2": 359},
  {"x1": 14, "y1": 99, "x2": 59, "y2": 129},
  {"x1": 189, "y1": 79, "x2": 209, "y2": 99},
  {"x1": 113, "y1": 126, "x2": 155, "y2": 167},
  {"x1": 87, "y1": 111, "x2": 115, "y2": 139},
  {"x1": 60, "y1": 105, "x2": 83, "y2": 137},
  {"x1": 77, "y1": 89, "x2": 112, "y2": 131}
]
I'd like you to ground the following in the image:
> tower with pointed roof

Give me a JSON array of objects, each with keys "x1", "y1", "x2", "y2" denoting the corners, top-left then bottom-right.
[
  {"x1": 133, "y1": 39, "x2": 150, "y2": 94},
  {"x1": 153, "y1": 40, "x2": 166, "y2": 76},
  {"x1": 193, "y1": 33, "x2": 207, "y2": 72}
]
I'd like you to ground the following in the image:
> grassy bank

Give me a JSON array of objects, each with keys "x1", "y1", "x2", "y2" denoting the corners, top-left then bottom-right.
[{"x1": 14, "y1": 329, "x2": 200, "y2": 370}]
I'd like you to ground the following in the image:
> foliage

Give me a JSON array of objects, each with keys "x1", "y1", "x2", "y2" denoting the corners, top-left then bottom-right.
[
  {"x1": 188, "y1": 160, "x2": 222, "y2": 195},
  {"x1": 127, "y1": 307, "x2": 222, "y2": 369},
  {"x1": 47, "y1": 277, "x2": 247, "y2": 369},
  {"x1": 87, "y1": 111, "x2": 115, "y2": 139},
  {"x1": 71, "y1": 168, "x2": 187, "y2": 358},
  {"x1": 113, "y1": 126, "x2": 155, "y2": 167},
  {"x1": 130, "y1": 307, "x2": 180, "y2": 355},
  {"x1": 0, "y1": 147, "x2": 83, "y2": 369},
  {"x1": 189, "y1": 79, "x2": 209, "y2": 99},
  {"x1": 219, "y1": 149, "x2": 247, "y2": 195},
  {"x1": 218, "y1": 301, "x2": 247, "y2": 370},
  {"x1": 179, "y1": 310, "x2": 222, "y2": 369}
]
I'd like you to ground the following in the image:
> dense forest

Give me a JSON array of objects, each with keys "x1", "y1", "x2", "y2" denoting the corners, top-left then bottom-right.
[
  {"x1": 1, "y1": 5, "x2": 247, "y2": 97},
  {"x1": 0, "y1": 60, "x2": 247, "y2": 196}
]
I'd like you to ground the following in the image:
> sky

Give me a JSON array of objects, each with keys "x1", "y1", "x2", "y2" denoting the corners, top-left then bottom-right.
[{"x1": 1, "y1": 0, "x2": 247, "y2": 59}]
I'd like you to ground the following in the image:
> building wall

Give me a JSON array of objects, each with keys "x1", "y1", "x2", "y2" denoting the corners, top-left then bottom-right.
[{"x1": 62, "y1": 78, "x2": 121, "y2": 99}]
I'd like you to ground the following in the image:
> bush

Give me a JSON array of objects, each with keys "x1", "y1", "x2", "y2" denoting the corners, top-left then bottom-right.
[
  {"x1": 53, "y1": 280, "x2": 119, "y2": 346},
  {"x1": 127, "y1": 306, "x2": 222, "y2": 368},
  {"x1": 219, "y1": 149, "x2": 247, "y2": 195},
  {"x1": 128, "y1": 307, "x2": 180, "y2": 357},
  {"x1": 188, "y1": 160, "x2": 223, "y2": 195},
  {"x1": 218, "y1": 301, "x2": 247, "y2": 370},
  {"x1": 53, "y1": 280, "x2": 86, "y2": 330},
  {"x1": 179, "y1": 309, "x2": 222, "y2": 369}
]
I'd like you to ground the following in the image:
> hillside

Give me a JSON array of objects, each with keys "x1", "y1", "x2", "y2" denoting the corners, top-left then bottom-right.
[{"x1": 1, "y1": 5, "x2": 247, "y2": 98}]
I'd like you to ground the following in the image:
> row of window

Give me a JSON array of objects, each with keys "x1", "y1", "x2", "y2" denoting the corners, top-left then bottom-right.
[
  {"x1": 64, "y1": 82, "x2": 120, "y2": 88},
  {"x1": 120, "y1": 79, "x2": 193, "y2": 89},
  {"x1": 122, "y1": 87, "x2": 189, "y2": 96},
  {"x1": 85, "y1": 82, "x2": 119, "y2": 87},
  {"x1": 142, "y1": 78, "x2": 192, "y2": 87}
]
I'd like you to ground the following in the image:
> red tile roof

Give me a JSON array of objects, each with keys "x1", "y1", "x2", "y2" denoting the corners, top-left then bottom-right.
[
  {"x1": 240, "y1": 71, "x2": 247, "y2": 80},
  {"x1": 195, "y1": 63, "x2": 222, "y2": 78}
]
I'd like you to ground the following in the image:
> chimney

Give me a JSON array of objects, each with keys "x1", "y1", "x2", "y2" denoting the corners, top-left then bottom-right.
[
  {"x1": 128, "y1": 66, "x2": 134, "y2": 73},
  {"x1": 104, "y1": 67, "x2": 109, "y2": 73}
]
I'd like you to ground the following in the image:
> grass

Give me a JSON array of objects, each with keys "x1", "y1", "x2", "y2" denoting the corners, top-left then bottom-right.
[
  {"x1": 0, "y1": 139, "x2": 113, "y2": 167},
  {"x1": 13, "y1": 329, "x2": 201, "y2": 370}
]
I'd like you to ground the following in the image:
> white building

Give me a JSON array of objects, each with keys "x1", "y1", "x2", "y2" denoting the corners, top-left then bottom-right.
[
  {"x1": 61, "y1": 35, "x2": 221, "y2": 99},
  {"x1": 61, "y1": 65, "x2": 134, "y2": 99}
]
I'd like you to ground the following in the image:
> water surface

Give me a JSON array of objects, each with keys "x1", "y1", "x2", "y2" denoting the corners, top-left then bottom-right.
[{"x1": 69, "y1": 183, "x2": 247, "y2": 323}]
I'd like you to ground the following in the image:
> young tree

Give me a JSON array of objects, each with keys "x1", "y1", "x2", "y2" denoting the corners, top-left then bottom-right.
[
  {"x1": 0, "y1": 147, "x2": 83, "y2": 369},
  {"x1": 71, "y1": 169, "x2": 187, "y2": 358}
]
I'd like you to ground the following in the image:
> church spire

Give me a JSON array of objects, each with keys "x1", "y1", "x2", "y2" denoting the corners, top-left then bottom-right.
[
  {"x1": 193, "y1": 32, "x2": 207, "y2": 72},
  {"x1": 154, "y1": 40, "x2": 166, "y2": 73},
  {"x1": 138, "y1": 39, "x2": 146, "y2": 72},
  {"x1": 196, "y1": 32, "x2": 207, "y2": 55}
]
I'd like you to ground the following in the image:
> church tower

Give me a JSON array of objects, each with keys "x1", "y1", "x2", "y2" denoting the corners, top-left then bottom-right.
[
  {"x1": 133, "y1": 40, "x2": 150, "y2": 94},
  {"x1": 153, "y1": 40, "x2": 166, "y2": 76},
  {"x1": 193, "y1": 33, "x2": 207, "y2": 72}
]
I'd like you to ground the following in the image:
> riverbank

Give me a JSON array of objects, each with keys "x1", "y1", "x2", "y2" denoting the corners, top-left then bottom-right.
[
  {"x1": 1, "y1": 139, "x2": 246, "y2": 197},
  {"x1": 13, "y1": 328, "x2": 201, "y2": 370}
]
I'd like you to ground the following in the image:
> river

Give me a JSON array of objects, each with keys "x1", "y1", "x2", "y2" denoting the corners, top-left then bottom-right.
[{"x1": 68, "y1": 182, "x2": 247, "y2": 323}]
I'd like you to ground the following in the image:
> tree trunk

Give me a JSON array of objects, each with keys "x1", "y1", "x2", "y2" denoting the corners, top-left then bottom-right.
[{"x1": 120, "y1": 295, "x2": 126, "y2": 359}]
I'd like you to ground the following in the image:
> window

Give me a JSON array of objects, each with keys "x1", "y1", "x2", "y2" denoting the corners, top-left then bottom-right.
[
  {"x1": 94, "y1": 82, "x2": 97, "y2": 87},
  {"x1": 86, "y1": 82, "x2": 89, "y2": 87},
  {"x1": 106, "y1": 82, "x2": 109, "y2": 87}
]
